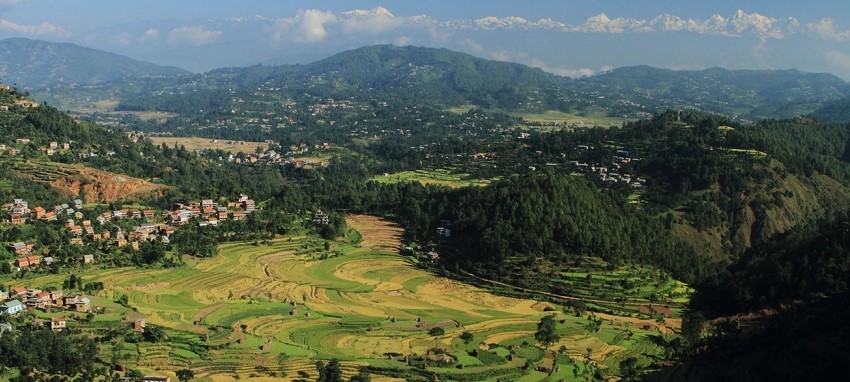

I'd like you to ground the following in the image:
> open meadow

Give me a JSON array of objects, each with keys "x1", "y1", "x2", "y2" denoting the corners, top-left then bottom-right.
[
  {"x1": 148, "y1": 137, "x2": 268, "y2": 154},
  {"x1": 5, "y1": 215, "x2": 678, "y2": 381},
  {"x1": 370, "y1": 169, "x2": 498, "y2": 188},
  {"x1": 513, "y1": 110, "x2": 630, "y2": 128}
]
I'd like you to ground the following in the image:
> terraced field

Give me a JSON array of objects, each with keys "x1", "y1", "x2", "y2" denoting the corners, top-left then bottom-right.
[{"x1": 10, "y1": 215, "x2": 676, "y2": 381}]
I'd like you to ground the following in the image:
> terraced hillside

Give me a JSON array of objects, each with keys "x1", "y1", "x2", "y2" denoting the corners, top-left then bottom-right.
[
  {"x1": 10, "y1": 215, "x2": 679, "y2": 381},
  {"x1": 11, "y1": 159, "x2": 166, "y2": 202}
]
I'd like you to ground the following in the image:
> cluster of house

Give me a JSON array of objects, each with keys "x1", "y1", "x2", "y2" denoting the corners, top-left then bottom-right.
[
  {"x1": 2, "y1": 198, "x2": 85, "y2": 225},
  {"x1": 4, "y1": 194, "x2": 258, "y2": 271},
  {"x1": 0, "y1": 88, "x2": 39, "y2": 112},
  {"x1": 0, "y1": 137, "x2": 67, "y2": 156},
  {"x1": 222, "y1": 143, "x2": 330, "y2": 169},
  {"x1": 569, "y1": 148, "x2": 647, "y2": 189},
  {"x1": 0, "y1": 287, "x2": 92, "y2": 331},
  {"x1": 168, "y1": 194, "x2": 254, "y2": 227}
]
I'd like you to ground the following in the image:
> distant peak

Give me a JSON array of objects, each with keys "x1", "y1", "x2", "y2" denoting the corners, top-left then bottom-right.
[{"x1": 341, "y1": 6, "x2": 395, "y2": 18}]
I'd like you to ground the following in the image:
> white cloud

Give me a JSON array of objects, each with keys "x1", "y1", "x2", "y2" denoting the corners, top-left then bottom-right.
[
  {"x1": 751, "y1": 37, "x2": 770, "y2": 68},
  {"x1": 395, "y1": 35, "x2": 412, "y2": 45},
  {"x1": 0, "y1": 18, "x2": 66, "y2": 36},
  {"x1": 808, "y1": 19, "x2": 850, "y2": 41},
  {"x1": 825, "y1": 50, "x2": 850, "y2": 73},
  {"x1": 167, "y1": 26, "x2": 221, "y2": 46},
  {"x1": 294, "y1": 9, "x2": 337, "y2": 43},
  {"x1": 459, "y1": 38, "x2": 483, "y2": 53},
  {"x1": 271, "y1": 9, "x2": 337, "y2": 44},
  {"x1": 144, "y1": 28, "x2": 160, "y2": 40},
  {"x1": 490, "y1": 50, "x2": 526, "y2": 62},
  {"x1": 529, "y1": 58, "x2": 594, "y2": 77},
  {"x1": 491, "y1": 50, "x2": 593, "y2": 78}
]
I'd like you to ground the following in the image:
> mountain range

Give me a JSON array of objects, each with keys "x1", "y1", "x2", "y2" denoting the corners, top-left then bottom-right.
[{"x1": 6, "y1": 38, "x2": 850, "y2": 121}]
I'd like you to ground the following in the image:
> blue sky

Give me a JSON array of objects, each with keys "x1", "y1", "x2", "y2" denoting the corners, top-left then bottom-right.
[{"x1": 2, "y1": 1, "x2": 850, "y2": 78}]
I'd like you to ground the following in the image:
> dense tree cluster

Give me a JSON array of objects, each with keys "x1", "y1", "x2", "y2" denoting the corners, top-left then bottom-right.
[{"x1": 0, "y1": 325, "x2": 98, "y2": 377}]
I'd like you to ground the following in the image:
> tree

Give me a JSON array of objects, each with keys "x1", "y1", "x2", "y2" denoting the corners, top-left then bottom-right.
[
  {"x1": 143, "y1": 325, "x2": 166, "y2": 343},
  {"x1": 681, "y1": 311, "x2": 706, "y2": 347},
  {"x1": 349, "y1": 367, "x2": 371, "y2": 382},
  {"x1": 428, "y1": 326, "x2": 445, "y2": 350},
  {"x1": 618, "y1": 357, "x2": 641, "y2": 382},
  {"x1": 317, "y1": 359, "x2": 343, "y2": 382},
  {"x1": 276, "y1": 353, "x2": 288, "y2": 376},
  {"x1": 176, "y1": 368, "x2": 195, "y2": 382},
  {"x1": 459, "y1": 331, "x2": 474, "y2": 350},
  {"x1": 535, "y1": 315, "x2": 560, "y2": 348}
]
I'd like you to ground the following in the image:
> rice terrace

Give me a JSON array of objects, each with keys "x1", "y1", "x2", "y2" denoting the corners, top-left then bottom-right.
[{"x1": 8, "y1": 215, "x2": 681, "y2": 381}]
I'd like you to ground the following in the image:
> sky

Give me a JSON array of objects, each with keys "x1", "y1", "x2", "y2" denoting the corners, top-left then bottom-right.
[{"x1": 2, "y1": 0, "x2": 850, "y2": 78}]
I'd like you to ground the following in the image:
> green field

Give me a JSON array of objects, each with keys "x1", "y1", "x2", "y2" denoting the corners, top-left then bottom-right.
[
  {"x1": 2, "y1": 215, "x2": 680, "y2": 381},
  {"x1": 513, "y1": 110, "x2": 631, "y2": 128},
  {"x1": 447, "y1": 106, "x2": 631, "y2": 128},
  {"x1": 371, "y1": 168, "x2": 499, "y2": 188}
]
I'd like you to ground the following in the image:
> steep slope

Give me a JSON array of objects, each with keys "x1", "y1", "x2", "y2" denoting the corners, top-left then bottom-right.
[{"x1": 0, "y1": 38, "x2": 189, "y2": 89}]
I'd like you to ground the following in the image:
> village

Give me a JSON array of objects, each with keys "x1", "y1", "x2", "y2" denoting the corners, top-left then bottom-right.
[
  {"x1": 2, "y1": 194, "x2": 256, "y2": 271},
  {"x1": 0, "y1": 284, "x2": 91, "y2": 333}
]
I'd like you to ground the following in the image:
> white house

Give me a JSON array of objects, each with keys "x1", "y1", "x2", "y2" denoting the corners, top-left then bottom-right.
[{"x1": 0, "y1": 300, "x2": 23, "y2": 315}]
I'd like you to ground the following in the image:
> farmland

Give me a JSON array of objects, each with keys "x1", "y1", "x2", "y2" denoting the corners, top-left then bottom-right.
[{"x1": 4, "y1": 215, "x2": 679, "y2": 381}]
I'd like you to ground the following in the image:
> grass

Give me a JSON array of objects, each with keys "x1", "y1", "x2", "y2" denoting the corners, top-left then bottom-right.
[
  {"x1": 513, "y1": 110, "x2": 630, "y2": 128},
  {"x1": 724, "y1": 148, "x2": 768, "y2": 157},
  {"x1": 1, "y1": 215, "x2": 680, "y2": 381},
  {"x1": 371, "y1": 168, "x2": 499, "y2": 188},
  {"x1": 148, "y1": 136, "x2": 268, "y2": 154}
]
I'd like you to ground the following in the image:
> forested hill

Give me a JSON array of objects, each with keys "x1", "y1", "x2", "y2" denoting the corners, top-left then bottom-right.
[
  {"x1": 810, "y1": 97, "x2": 850, "y2": 122},
  {"x1": 103, "y1": 44, "x2": 850, "y2": 120},
  {"x1": 0, "y1": 38, "x2": 188, "y2": 89},
  {"x1": 295, "y1": 45, "x2": 558, "y2": 108},
  {"x1": 117, "y1": 44, "x2": 560, "y2": 111},
  {"x1": 576, "y1": 66, "x2": 850, "y2": 121}
]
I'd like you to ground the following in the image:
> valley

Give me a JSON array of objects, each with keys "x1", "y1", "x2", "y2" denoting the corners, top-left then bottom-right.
[{"x1": 0, "y1": 34, "x2": 848, "y2": 382}]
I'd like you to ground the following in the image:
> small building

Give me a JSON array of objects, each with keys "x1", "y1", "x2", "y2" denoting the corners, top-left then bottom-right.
[
  {"x1": 9, "y1": 213, "x2": 25, "y2": 225},
  {"x1": 15, "y1": 256, "x2": 41, "y2": 268},
  {"x1": 141, "y1": 376, "x2": 170, "y2": 382},
  {"x1": 74, "y1": 297, "x2": 91, "y2": 313},
  {"x1": 312, "y1": 210, "x2": 329, "y2": 225},
  {"x1": 83, "y1": 254, "x2": 95, "y2": 264},
  {"x1": 49, "y1": 316, "x2": 66, "y2": 332},
  {"x1": 133, "y1": 318, "x2": 146, "y2": 333},
  {"x1": 8, "y1": 242, "x2": 30, "y2": 255},
  {"x1": 0, "y1": 300, "x2": 23, "y2": 315}
]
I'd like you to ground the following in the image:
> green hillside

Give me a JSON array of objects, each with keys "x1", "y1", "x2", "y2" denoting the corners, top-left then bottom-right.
[{"x1": 0, "y1": 37, "x2": 189, "y2": 89}]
